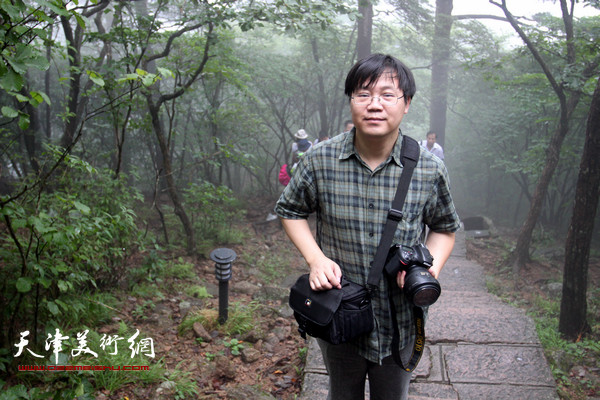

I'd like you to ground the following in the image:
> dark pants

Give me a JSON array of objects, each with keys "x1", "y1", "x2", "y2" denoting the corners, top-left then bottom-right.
[{"x1": 317, "y1": 339, "x2": 412, "y2": 400}]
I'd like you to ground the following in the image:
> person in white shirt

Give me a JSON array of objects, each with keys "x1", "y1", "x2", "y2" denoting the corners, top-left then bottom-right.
[{"x1": 419, "y1": 131, "x2": 444, "y2": 160}]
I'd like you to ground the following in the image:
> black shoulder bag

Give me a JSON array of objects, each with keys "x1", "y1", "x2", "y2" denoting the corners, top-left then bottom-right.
[{"x1": 289, "y1": 136, "x2": 422, "y2": 358}]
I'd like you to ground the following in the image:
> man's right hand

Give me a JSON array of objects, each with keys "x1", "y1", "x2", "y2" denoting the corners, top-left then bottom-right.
[
  {"x1": 279, "y1": 218, "x2": 342, "y2": 291},
  {"x1": 308, "y1": 255, "x2": 342, "y2": 291}
]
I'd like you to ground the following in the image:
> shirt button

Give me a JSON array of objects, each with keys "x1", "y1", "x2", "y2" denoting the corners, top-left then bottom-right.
[
  {"x1": 369, "y1": 232, "x2": 374, "y2": 237},
  {"x1": 368, "y1": 203, "x2": 374, "y2": 209}
]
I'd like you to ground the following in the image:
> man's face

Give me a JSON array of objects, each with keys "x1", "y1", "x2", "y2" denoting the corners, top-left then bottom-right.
[
  {"x1": 350, "y1": 73, "x2": 410, "y2": 141},
  {"x1": 427, "y1": 134, "x2": 436, "y2": 147}
]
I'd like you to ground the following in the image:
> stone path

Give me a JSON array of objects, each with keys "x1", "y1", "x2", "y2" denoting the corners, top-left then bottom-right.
[{"x1": 299, "y1": 230, "x2": 559, "y2": 399}]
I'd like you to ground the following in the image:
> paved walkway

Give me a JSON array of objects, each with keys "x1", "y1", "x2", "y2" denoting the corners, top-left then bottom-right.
[{"x1": 299, "y1": 230, "x2": 559, "y2": 399}]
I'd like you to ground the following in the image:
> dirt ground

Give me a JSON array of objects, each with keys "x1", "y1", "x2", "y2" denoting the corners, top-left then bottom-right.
[{"x1": 99, "y1": 197, "x2": 309, "y2": 399}]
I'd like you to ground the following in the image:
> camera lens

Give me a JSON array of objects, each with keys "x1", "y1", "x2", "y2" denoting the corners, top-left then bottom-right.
[{"x1": 404, "y1": 269, "x2": 441, "y2": 307}]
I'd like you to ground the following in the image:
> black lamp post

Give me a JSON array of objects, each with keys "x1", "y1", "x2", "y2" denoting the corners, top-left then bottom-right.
[{"x1": 209, "y1": 248, "x2": 236, "y2": 324}]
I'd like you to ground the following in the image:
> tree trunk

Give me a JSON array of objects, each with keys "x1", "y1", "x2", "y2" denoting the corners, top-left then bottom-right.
[
  {"x1": 44, "y1": 24, "x2": 53, "y2": 140},
  {"x1": 356, "y1": 0, "x2": 373, "y2": 60},
  {"x1": 429, "y1": 0, "x2": 453, "y2": 148},
  {"x1": 511, "y1": 95, "x2": 580, "y2": 274},
  {"x1": 21, "y1": 86, "x2": 41, "y2": 174},
  {"x1": 59, "y1": 15, "x2": 83, "y2": 150},
  {"x1": 147, "y1": 97, "x2": 196, "y2": 254},
  {"x1": 310, "y1": 37, "x2": 329, "y2": 141},
  {"x1": 558, "y1": 75, "x2": 600, "y2": 340}
]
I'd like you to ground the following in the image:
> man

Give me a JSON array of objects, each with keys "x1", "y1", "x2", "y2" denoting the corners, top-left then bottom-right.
[
  {"x1": 292, "y1": 128, "x2": 311, "y2": 153},
  {"x1": 419, "y1": 131, "x2": 445, "y2": 160},
  {"x1": 275, "y1": 54, "x2": 460, "y2": 399}
]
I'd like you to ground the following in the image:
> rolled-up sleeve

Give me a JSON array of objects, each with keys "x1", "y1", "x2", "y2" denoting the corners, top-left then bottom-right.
[{"x1": 424, "y1": 162, "x2": 460, "y2": 233}]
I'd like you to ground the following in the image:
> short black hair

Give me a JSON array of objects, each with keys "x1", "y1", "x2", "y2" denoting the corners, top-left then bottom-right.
[{"x1": 344, "y1": 54, "x2": 416, "y2": 100}]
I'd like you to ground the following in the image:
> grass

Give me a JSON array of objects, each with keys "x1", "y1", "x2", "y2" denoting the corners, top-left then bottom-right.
[
  {"x1": 183, "y1": 285, "x2": 212, "y2": 299},
  {"x1": 241, "y1": 244, "x2": 296, "y2": 283},
  {"x1": 162, "y1": 258, "x2": 197, "y2": 280},
  {"x1": 178, "y1": 301, "x2": 261, "y2": 338},
  {"x1": 6, "y1": 323, "x2": 166, "y2": 398}
]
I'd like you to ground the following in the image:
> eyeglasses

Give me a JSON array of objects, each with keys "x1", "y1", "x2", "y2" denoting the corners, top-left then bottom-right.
[{"x1": 351, "y1": 93, "x2": 405, "y2": 106}]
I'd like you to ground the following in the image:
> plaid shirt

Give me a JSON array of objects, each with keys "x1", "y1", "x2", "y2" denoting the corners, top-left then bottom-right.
[{"x1": 275, "y1": 129, "x2": 460, "y2": 363}]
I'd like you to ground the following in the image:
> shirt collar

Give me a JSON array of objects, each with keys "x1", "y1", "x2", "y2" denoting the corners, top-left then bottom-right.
[
  {"x1": 339, "y1": 128, "x2": 357, "y2": 160},
  {"x1": 340, "y1": 128, "x2": 405, "y2": 167}
]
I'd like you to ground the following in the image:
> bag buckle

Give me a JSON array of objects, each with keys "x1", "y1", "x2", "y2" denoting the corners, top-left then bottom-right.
[
  {"x1": 387, "y1": 208, "x2": 403, "y2": 222},
  {"x1": 367, "y1": 284, "x2": 378, "y2": 296}
]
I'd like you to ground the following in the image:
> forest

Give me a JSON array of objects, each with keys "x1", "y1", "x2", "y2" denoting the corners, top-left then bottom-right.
[{"x1": 0, "y1": 0, "x2": 599, "y2": 398}]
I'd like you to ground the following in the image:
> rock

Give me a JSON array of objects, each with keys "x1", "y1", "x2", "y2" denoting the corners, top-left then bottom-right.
[
  {"x1": 542, "y1": 282, "x2": 562, "y2": 298},
  {"x1": 278, "y1": 303, "x2": 294, "y2": 318},
  {"x1": 265, "y1": 333, "x2": 280, "y2": 346},
  {"x1": 263, "y1": 342, "x2": 274, "y2": 353},
  {"x1": 178, "y1": 301, "x2": 191, "y2": 318},
  {"x1": 570, "y1": 365, "x2": 586, "y2": 378},
  {"x1": 159, "y1": 381, "x2": 177, "y2": 390},
  {"x1": 155, "y1": 380, "x2": 176, "y2": 398},
  {"x1": 272, "y1": 325, "x2": 291, "y2": 341},
  {"x1": 275, "y1": 375, "x2": 294, "y2": 389},
  {"x1": 215, "y1": 355, "x2": 236, "y2": 380},
  {"x1": 225, "y1": 385, "x2": 276, "y2": 400},
  {"x1": 241, "y1": 347, "x2": 261, "y2": 363},
  {"x1": 254, "y1": 286, "x2": 289, "y2": 303},
  {"x1": 233, "y1": 281, "x2": 260, "y2": 295},
  {"x1": 240, "y1": 329, "x2": 264, "y2": 343},
  {"x1": 192, "y1": 322, "x2": 212, "y2": 343}
]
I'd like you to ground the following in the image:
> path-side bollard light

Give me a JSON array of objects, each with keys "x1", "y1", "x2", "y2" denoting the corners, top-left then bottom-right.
[{"x1": 209, "y1": 247, "x2": 237, "y2": 325}]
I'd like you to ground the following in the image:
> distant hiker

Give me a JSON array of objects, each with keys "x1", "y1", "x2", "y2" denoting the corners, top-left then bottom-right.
[
  {"x1": 419, "y1": 131, "x2": 444, "y2": 160},
  {"x1": 279, "y1": 138, "x2": 312, "y2": 186},
  {"x1": 292, "y1": 129, "x2": 312, "y2": 154}
]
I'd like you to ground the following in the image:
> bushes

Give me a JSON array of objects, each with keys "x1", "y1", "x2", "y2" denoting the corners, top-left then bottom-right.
[
  {"x1": 0, "y1": 150, "x2": 247, "y2": 397},
  {"x1": 0, "y1": 150, "x2": 143, "y2": 356},
  {"x1": 183, "y1": 181, "x2": 247, "y2": 252}
]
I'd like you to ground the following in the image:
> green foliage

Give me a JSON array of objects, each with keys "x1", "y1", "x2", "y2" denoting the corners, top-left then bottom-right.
[
  {"x1": 132, "y1": 300, "x2": 156, "y2": 321},
  {"x1": 223, "y1": 338, "x2": 244, "y2": 356},
  {"x1": 58, "y1": 292, "x2": 120, "y2": 329},
  {"x1": 128, "y1": 247, "x2": 168, "y2": 286},
  {"x1": 184, "y1": 285, "x2": 212, "y2": 299},
  {"x1": 4, "y1": 323, "x2": 164, "y2": 397},
  {"x1": 130, "y1": 282, "x2": 166, "y2": 301},
  {"x1": 0, "y1": 149, "x2": 144, "y2": 356},
  {"x1": 179, "y1": 301, "x2": 260, "y2": 338},
  {"x1": 35, "y1": 326, "x2": 165, "y2": 393},
  {"x1": 161, "y1": 258, "x2": 197, "y2": 280},
  {"x1": 165, "y1": 363, "x2": 199, "y2": 399},
  {"x1": 0, "y1": 382, "x2": 82, "y2": 399},
  {"x1": 527, "y1": 293, "x2": 600, "y2": 399},
  {"x1": 183, "y1": 181, "x2": 247, "y2": 250},
  {"x1": 0, "y1": 0, "x2": 56, "y2": 122},
  {"x1": 241, "y1": 243, "x2": 295, "y2": 283}
]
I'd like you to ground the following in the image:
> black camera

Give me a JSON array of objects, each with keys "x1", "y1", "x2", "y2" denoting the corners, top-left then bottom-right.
[{"x1": 384, "y1": 244, "x2": 441, "y2": 307}]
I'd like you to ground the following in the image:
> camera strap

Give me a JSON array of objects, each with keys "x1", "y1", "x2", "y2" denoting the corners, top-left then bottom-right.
[
  {"x1": 366, "y1": 134, "x2": 424, "y2": 372},
  {"x1": 367, "y1": 134, "x2": 420, "y2": 290},
  {"x1": 388, "y1": 284, "x2": 426, "y2": 372}
]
